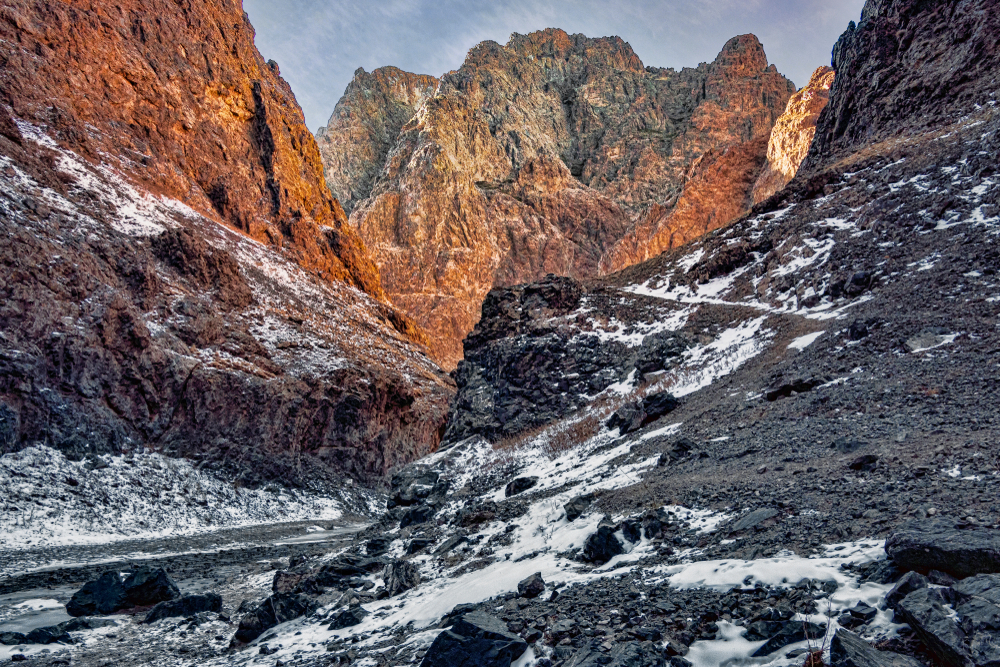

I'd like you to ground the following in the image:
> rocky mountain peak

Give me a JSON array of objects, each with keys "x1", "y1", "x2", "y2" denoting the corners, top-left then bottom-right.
[{"x1": 326, "y1": 29, "x2": 794, "y2": 367}]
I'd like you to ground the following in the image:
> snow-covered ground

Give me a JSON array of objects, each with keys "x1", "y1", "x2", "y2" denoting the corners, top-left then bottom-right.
[{"x1": 0, "y1": 446, "x2": 349, "y2": 557}]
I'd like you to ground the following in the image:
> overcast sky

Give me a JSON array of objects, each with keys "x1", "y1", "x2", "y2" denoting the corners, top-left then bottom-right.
[{"x1": 243, "y1": 0, "x2": 866, "y2": 132}]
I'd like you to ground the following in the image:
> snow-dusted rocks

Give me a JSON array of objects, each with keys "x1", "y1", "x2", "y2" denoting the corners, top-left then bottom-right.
[{"x1": 419, "y1": 612, "x2": 528, "y2": 667}]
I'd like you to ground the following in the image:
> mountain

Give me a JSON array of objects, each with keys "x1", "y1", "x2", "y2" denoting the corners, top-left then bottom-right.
[
  {"x1": 318, "y1": 30, "x2": 795, "y2": 367},
  {"x1": 0, "y1": 0, "x2": 453, "y2": 485},
  {"x1": 751, "y1": 65, "x2": 835, "y2": 204}
]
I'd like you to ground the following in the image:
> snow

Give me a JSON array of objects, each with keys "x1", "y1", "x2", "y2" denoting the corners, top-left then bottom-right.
[
  {"x1": 787, "y1": 332, "x2": 825, "y2": 351},
  {"x1": 0, "y1": 446, "x2": 347, "y2": 562}
]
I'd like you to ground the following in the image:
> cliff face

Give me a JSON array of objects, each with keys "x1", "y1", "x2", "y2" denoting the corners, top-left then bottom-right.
[
  {"x1": 0, "y1": 0, "x2": 383, "y2": 298},
  {"x1": 751, "y1": 66, "x2": 834, "y2": 205},
  {"x1": 316, "y1": 67, "x2": 440, "y2": 214},
  {"x1": 0, "y1": 0, "x2": 453, "y2": 485},
  {"x1": 326, "y1": 30, "x2": 794, "y2": 367},
  {"x1": 805, "y1": 0, "x2": 1000, "y2": 169}
]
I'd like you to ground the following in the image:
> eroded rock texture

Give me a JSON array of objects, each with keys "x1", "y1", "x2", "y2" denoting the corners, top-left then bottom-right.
[
  {"x1": 751, "y1": 66, "x2": 834, "y2": 204},
  {"x1": 316, "y1": 67, "x2": 439, "y2": 214},
  {"x1": 0, "y1": 0, "x2": 453, "y2": 485},
  {"x1": 322, "y1": 30, "x2": 794, "y2": 367}
]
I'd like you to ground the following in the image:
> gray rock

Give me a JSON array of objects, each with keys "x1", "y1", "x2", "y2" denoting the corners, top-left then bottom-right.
[
  {"x1": 328, "y1": 606, "x2": 368, "y2": 630},
  {"x1": 24, "y1": 625, "x2": 74, "y2": 645},
  {"x1": 583, "y1": 518, "x2": 625, "y2": 564},
  {"x1": 831, "y1": 629, "x2": 925, "y2": 667},
  {"x1": 886, "y1": 519, "x2": 1000, "y2": 578},
  {"x1": 952, "y1": 574, "x2": 1000, "y2": 667},
  {"x1": 727, "y1": 508, "x2": 779, "y2": 534},
  {"x1": 895, "y1": 588, "x2": 969, "y2": 667},
  {"x1": 121, "y1": 566, "x2": 180, "y2": 607},
  {"x1": 517, "y1": 573, "x2": 545, "y2": 599},
  {"x1": 505, "y1": 476, "x2": 539, "y2": 497},
  {"x1": 564, "y1": 495, "x2": 593, "y2": 522},
  {"x1": 234, "y1": 592, "x2": 317, "y2": 643},
  {"x1": 419, "y1": 612, "x2": 527, "y2": 667},
  {"x1": 885, "y1": 571, "x2": 928, "y2": 611},
  {"x1": 0, "y1": 631, "x2": 27, "y2": 645},
  {"x1": 751, "y1": 622, "x2": 826, "y2": 657},
  {"x1": 66, "y1": 571, "x2": 128, "y2": 617},
  {"x1": 382, "y1": 561, "x2": 421, "y2": 597},
  {"x1": 143, "y1": 593, "x2": 222, "y2": 623}
]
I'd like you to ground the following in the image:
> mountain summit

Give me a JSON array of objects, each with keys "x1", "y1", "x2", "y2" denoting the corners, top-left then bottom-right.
[{"x1": 318, "y1": 29, "x2": 795, "y2": 367}]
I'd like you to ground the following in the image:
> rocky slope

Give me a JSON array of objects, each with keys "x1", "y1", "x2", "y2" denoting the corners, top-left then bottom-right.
[
  {"x1": 320, "y1": 31, "x2": 795, "y2": 367},
  {"x1": 0, "y1": 0, "x2": 453, "y2": 485},
  {"x1": 751, "y1": 66, "x2": 835, "y2": 205}
]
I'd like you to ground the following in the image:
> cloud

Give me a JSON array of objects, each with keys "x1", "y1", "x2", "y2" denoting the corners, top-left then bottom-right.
[{"x1": 243, "y1": 0, "x2": 866, "y2": 130}]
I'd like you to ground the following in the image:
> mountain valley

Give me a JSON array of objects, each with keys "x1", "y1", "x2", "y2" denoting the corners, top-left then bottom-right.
[{"x1": 2, "y1": 0, "x2": 1000, "y2": 667}]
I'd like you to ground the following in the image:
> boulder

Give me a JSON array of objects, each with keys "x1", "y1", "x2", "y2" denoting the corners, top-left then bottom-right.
[
  {"x1": 885, "y1": 571, "x2": 928, "y2": 611},
  {"x1": 122, "y1": 566, "x2": 180, "y2": 607},
  {"x1": 505, "y1": 477, "x2": 539, "y2": 497},
  {"x1": 518, "y1": 573, "x2": 545, "y2": 599},
  {"x1": 886, "y1": 519, "x2": 1000, "y2": 578},
  {"x1": 420, "y1": 612, "x2": 527, "y2": 667},
  {"x1": 328, "y1": 606, "x2": 368, "y2": 630},
  {"x1": 607, "y1": 402, "x2": 645, "y2": 434},
  {"x1": 727, "y1": 508, "x2": 779, "y2": 534},
  {"x1": 24, "y1": 626, "x2": 74, "y2": 645},
  {"x1": 751, "y1": 622, "x2": 826, "y2": 657},
  {"x1": 565, "y1": 641, "x2": 666, "y2": 667},
  {"x1": 765, "y1": 377, "x2": 826, "y2": 401},
  {"x1": 641, "y1": 392, "x2": 680, "y2": 424},
  {"x1": 407, "y1": 537, "x2": 434, "y2": 554},
  {"x1": 400, "y1": 504, "x2": 438, "y2": 528},
  {"x1": 583, "y1": 518, "x2": 625, "y2": 564},
  {"x1": 831, "y1": 629, "x2": 925, "y2": 667},
  {"x1": 952, "y1": 574, "x2": 1000, "y2": 667},
  {"x1": 234, "y1": 592, "x2": 317, "y2": 643},
  {"x1": 895, "y1": 588, "x2": 969, "y2": 667},
  {"x1": 564, "y1": 495, "x2": 593, "y2": 522},
  {"x1": 66, "y1": 571, "x2": 128, "y2": 617},
  {"x1": 382, "y1": 561, "x2": 421, "y2": 597},
  {"x1": 389, "y1": 468, "x2": 441, "y2": 508},
  {"x1": 143, "y1": 593, "x2": 223, "y2": 623},
  {"x1": 0, "y1": 631, "x2": 27, "y2": 645},
  {"x1": 366, "y1": 537, "x2": 392, "y2": 556},
  {"x1": 848, "y1": 455, "x2": 879, "y2": 472},
  {"x1": 59, "y1": 617, "x2": 117, "y2": 632}
]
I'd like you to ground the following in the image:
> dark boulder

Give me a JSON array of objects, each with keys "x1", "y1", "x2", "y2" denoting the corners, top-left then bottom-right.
[
  {"x1": 952, "y1": 574, "x2": 1000, "y2": 667},
  {"x1": 885, "y1": 571, "x2": 928, "y2": 611},
  {"x1": 420, "y1": 612, "x2": 527, "y2": 667},
  {"x1": 143, "y1": 593, "x2": 223, "y2": 623},
  {"x1": 583, "y1": 518, "x2": 625, "y2": 564},
  {"x1": 122, "y1": 566, "x2": 180, "y2": 607},
  {"x1": 328, "y1": 606, "x2": 368, "y2": 630},
  {"x1": 727, "y1": 508, "x2": 779, "y2": 534},
  {"x1": 234, "y1": 592, "x2": 317, "y2": 643},
  {"x1": 849, "y1": 455, "x2": 879, "y2": 472},
  {"x1": 24, "y1": 626, "x2": 74, "y2": 645},
  {"x1": 641, "y1": 392, "x2": 680, "y2": 423},
  {"x1": 382, "y1": 561, "x2": 421, "y2": 597},
  {"x1": 831, "y1": 629, "x2": 925, "y2": 667},
  {"x1": 66, "y1": 571, "x2": 128, "y2": 617},
  {"x1": 886, "y1": 519, "x2": 1000, "y2": 578},
  {"x1": 895, "y1": 588, "x2": 969, "y2": 667},
  {"x1": 751, "y1": 622, "x2": 826, "y2": 657},
  {"x1": 765, "y1": 377, "x2": 826, "y2": 402},
  {"x1": 389, "y1": 468, "x2": 442, "y2": 508},
  {"x1": 505, "y1": 477, "x2": 539, "y2": 497},
  {"x1": 565, "y1": 495, "x2": 593, "y2": 522},
  {"x1": 366, "y1": 537, "x2": 392, "y2": 556},
  {"x1": 407, "y1": 537, "x2": 434, "y2": 554},
  {"x1": 607, "y1": 402, "x2": 644, "y2": 434},
  {"x1": 0, "y1": 631, "x2": 28, "y2": 645},
  {"x1": 517, "y1": 573, "x2": 545, "y2": 599},
  {"x1": 400, "y1": 504, "x2": 438, "y2": 528},
  {"x1": 59, "y1": 617, "x2": 117, "y2": 632}
]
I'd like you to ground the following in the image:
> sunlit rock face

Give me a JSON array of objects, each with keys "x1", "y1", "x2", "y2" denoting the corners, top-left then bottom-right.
[
  {"x1": 751, "y1": 66, "x2": 835, "y2": 205},
  {"x1": 322, "y1": 30, "x2": 794, "y2": 368},
  {"x1": 0, "y1": 0, "x2": 454, "y2": 483}
]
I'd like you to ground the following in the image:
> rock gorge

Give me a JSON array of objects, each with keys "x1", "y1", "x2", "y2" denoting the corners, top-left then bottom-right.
[
  {"x1": 318, "y1": 30, "x2": 799, "y2": 367},
  {"x1": 0, "y1": 0, "x2": 453, "y2": 484}
]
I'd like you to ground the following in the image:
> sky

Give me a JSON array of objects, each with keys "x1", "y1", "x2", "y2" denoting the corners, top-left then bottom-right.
[{"x1": 243, "y1": 0, "x2": 867, "y2": 132}]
